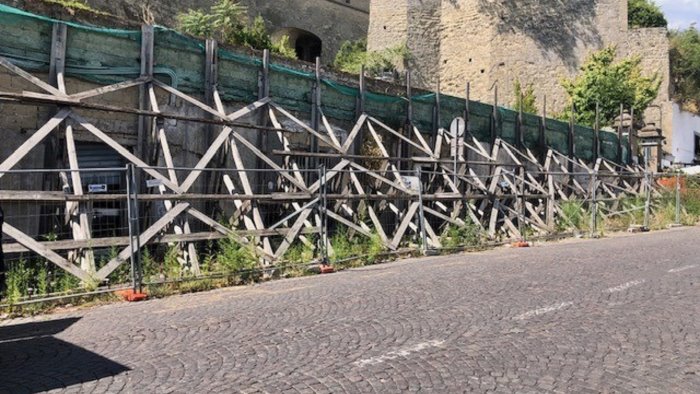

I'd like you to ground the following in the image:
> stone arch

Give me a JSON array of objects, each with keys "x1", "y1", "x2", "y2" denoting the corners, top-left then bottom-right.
[{"x1": 273, "y1": 27, "x2": 322, "y2": 62}]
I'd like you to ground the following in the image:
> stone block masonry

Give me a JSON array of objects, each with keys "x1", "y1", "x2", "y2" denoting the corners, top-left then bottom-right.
[{"x1": 368, "y1": 0, "x2": 673, "y2": 147}]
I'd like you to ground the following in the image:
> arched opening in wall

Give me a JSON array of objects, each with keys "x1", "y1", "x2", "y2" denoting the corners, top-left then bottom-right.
[{"x1": 273, "y1": 28, "x2": 322, "y2": 62}]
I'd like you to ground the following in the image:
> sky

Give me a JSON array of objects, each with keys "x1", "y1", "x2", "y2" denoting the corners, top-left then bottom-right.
[{"x1": 656, "y1": 0, "x2": 700, "y2": 30}]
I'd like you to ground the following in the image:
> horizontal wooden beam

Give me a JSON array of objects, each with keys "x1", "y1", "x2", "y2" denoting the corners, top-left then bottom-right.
[
  {"x1": 2, "y1": 227, "x2": 321, "y2": 254},
  {"x1": 0, "y1": 91, "x2": 299, "y2": 134}
]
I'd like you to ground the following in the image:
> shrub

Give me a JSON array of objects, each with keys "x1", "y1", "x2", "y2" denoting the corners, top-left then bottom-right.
[
  {"x1": 558, "y1": 200, "x2": 586, "y2": 231},
  {"x1": 214, "y1": 235, "x2": 258, "y2": 276},
  {"x1": 440, "y1": 223, "x2": 482, "y2": 250},
  {"x1": 177, "y1": 1, "x2": 296, "y2": 59},
  {"x1": 333, "y1": 39, "x2": 409, "y2": 77}
]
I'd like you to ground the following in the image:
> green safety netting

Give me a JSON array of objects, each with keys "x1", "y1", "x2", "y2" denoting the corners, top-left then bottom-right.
[
  {"x1": 545, "y1": 119, "x2": 571, "y2": 155},
  {"x1": 574, "y1": 125, "x2": 595, "y2": 162},
  {"x1": 0, "y1": 4, "x2": 623, "y2": 163},
  {"x1": 600, "y1": 130, "x2": 620, "y2": 162}
]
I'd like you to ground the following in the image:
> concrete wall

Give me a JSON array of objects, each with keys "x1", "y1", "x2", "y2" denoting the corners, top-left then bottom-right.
[{"x1": 671, "y1": 104, "x2": 700, "y2": 165}]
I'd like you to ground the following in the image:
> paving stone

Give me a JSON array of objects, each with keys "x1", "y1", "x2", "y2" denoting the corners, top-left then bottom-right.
[{"x1": 0, "y1": 229, "x2": 699, "y2": 392}]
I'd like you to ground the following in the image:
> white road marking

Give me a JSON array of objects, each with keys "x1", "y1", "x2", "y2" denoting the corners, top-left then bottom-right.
[
  {"x1": 353, "y1": 340, "x2": 445, "y2": 367},
  {"x1": 514, "y1": 302, "x2": 574, "y2": 321},
  {"x1": 668, "y1": 265, "x2": 697, "y2": 273},
  {"x1": 605, "y1": 280, "x2": 645, "y2": 293}
]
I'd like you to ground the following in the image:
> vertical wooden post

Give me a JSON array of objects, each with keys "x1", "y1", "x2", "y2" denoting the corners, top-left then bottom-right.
[
  {"x1": 204, "y1": 38, "x2": 219, "y2": 180},
  {"x1": 44, "y1": 23, "x2": 67, "y2": 171},
  {"x1": 355, "y1": 65, "x2": 365, "y2": 119},
  {"x1": 204, "y1": 39, "x2": 218, "y2": 110},
  {"x1": 629, "y1": 107, "x2": 635, "y2": 165},
  {"x1": 594, "y1": 102, "x2": 600, "y2": 162},
  {"x1": 432, "y1": 80, "x2": 442, "y2": 169},
  {"x1": 491, "y1": 83, "x2": 498, "y2": 143},
  {"x1": 402, "y1": 70, "x2": 413, "y2": 171},
  {"x1": 49, "y1": 24, "x2": 67, "y2": 91},
  {"x1": 310, "y1": 57, "x2": 321, "y2": 171},
  {"x1": 256, "y1": 49, "x2": 270, "y2": 170},
  {"x1": 49, "y1": 23, "x2": 96, "y2": 273},
  {"x1": 539, "y1": 95, "x2": 547, "y2": 161},
  {"x1": 352, "y1": 65, "x2": 366, "y2": 155},
  {"x1": 517, "y1": 90, "x2": 524, "y2": 149},
  {"x1": 464, "y1": 81, "x2": 471, "y2": 140},
  {"x1": 138, "y1": 25, "x2": 154, "y2": 161},
  {"x1": 568, "y1": 102, "x2": 576, "y2": 171},
  {"x1": 353, "y1": 65, "x2": 365, "y2": 156},
  {"x1": 617, "y1": 103, "x2": 624, "y2": 165}
]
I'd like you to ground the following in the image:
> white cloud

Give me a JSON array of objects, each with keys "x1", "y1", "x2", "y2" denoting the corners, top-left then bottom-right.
[{"x1": 655, "y1": 0, "x2": 700, "y2": 29}]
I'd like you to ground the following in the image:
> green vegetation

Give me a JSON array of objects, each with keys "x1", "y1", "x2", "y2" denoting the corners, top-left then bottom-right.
[
  {"x1": 670, "y1": 27, "x2": 700, "y2": 113},
  {"x1": 512, "y1": 79, "x2": 538, "y2": 114},
  {"x1": 557, "y1": 200, "x2": 587, "y2": 232},
  {"x1": 628, "y1": 0, "x2": 668, "y2": 28},
  {"x1": 333, "y1": 39, "x2": 409, "y2": 78},
  {"x1": 41, "y1": 0, "x2": 109, "y2": 16},
  {"x1": 560, "y1": 46, "x2": 660, "y2": 127},
  {"x1": 329, "y1": 227, "x2": 386, "y2": 267},
  {"x1": 439, "y1": 223, "x2": 482, "y2": 250},
  {"x1": 2, "y1": 258, "x2": 82, "y2": 305},
  {"x1": 177, "y1": 0, "x2": 296, "y2": 59}
]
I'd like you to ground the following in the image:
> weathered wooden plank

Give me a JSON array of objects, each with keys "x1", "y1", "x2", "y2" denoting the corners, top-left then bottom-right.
[
  {"x1": 69, "y1": 113, "x2": 183, "y2": 194},
  {"x1": 0, "y1": 56, "x2": 66, "y2": 97},
  {"x1": 96, "y1": 203, "x2": 190, "y2": 280},
  {"x1": 2, "y1": 223, "x2": 93, "y2": 282},
  {"x1": 71, "y1": 77, "x2": 150, "y2": 101},
  {"x1": 0, "y1": 109, "x2": 70, "y2": 178}
]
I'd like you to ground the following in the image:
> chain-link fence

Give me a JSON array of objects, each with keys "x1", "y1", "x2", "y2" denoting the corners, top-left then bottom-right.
[
  {"x1": 2, "y1": 164, "x2": 699, "y2": 308},
  {"x1": 0, "y1": 167, "x2": 136, "y2": 306}
]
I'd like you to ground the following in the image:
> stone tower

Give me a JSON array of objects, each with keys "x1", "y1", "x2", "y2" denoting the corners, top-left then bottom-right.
[{"x1": 368, "y1": 0, "x2": 671, "y2": 136}]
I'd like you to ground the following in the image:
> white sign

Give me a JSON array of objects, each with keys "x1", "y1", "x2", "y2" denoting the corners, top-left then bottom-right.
[
  {"x1": 401, "y1": 176, "x2": 421, "y2": 192},
  {"x1": 450, "y1": 117, "x2": 466, "y2": 158},
  {"x1": 88, "y1": 184, "x2": 107, "y2": 193},
  {"x1": 146, "y1": 179, "x2": 164, "y2": 188}
]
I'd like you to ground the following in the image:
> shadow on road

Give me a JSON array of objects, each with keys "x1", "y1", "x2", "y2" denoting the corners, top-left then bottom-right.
[{"x1": 0, "y1": 318, "x2": 129, "y2": 393}]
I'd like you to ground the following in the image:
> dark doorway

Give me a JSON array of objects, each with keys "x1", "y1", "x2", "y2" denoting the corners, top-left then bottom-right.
[{"x1": 273, "y1": 28, "x2": 322, "y2": 62}]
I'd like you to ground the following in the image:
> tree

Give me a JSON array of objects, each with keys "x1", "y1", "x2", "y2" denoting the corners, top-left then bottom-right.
[
  {"x1": 512, "y1": 79, "x2": 538, "y2": 114},
  {"x1": 670, "y1": 27, "x2": 700, "y2": 113},
  {"x1": 628, "y1": 0, "x2": 667, "y2": 28},
  {"x1": 561, "y1": 46, "x2": 660, "y2": 127},
  {"x1": 177, "y1": 0, "x2": 296, "y2": 59},
  {"x1": 333, "y1": 39, "x2": 409, "y2": 78}
]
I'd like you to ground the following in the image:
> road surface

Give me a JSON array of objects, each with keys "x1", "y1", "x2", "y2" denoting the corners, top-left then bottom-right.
[{"x1": 1, "y1": 228, "x2": 699, "y2": 393}]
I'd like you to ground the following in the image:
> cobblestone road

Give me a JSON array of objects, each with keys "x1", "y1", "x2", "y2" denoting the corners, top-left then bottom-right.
[{"x1": 1, "y1": 228, "x2": 699, "y2": 393}]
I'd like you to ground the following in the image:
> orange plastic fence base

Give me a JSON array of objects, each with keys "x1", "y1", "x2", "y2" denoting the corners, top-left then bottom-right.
[
  {"x1": 320, "y1": 264, "x2": 335, "y2": 274},
  {"x1": 512, "y1": 241, "x2": 531, "y2": 248},
  {"x1": 115, "y1": 289, "x2": 148, "y2": 302}
]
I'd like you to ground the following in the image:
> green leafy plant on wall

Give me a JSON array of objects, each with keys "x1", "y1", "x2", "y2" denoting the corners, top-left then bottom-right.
[
  {"x1": 628, "y1": 0, "x2": 667, "y2": 28},
  {"x1": 40, "y1": 0, "x2": 109, "y2": 16},
  {"x1": 560, "y1": 46, "x2": 660, "y2": 127},
  {"x1": 333, "y1": 39, "x2": 409, "y2": 78},
  {"x1": 670, "y1": 27, "x2": 700, "y2": 114},
  {"x1": 512, "y1": 78, "x2": 538, "y2": 114},
  {"x1": 177, "y1": 0, "x2": 296, "y2": 59}
]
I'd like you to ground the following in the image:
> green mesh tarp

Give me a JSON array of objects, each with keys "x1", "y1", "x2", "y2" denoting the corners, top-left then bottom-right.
[
  {"x1": 574, "y1": 125, "x2": 595, "y2": 162},
  {"x1": 545, "y1": 119, "x2": 570, "y2": 155},
  {"x1": 522, "y1": 113, "x2": 542, "y2": 151},
  {"x1": 600, "y1": 131, "x2": 620, "y2": 162},
  {"x1": 0, "y1": 4, "x2": 624, "y2": 164},
  {"x1": 499, "y1": 108, "x2": 517, "y2": 145}
]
